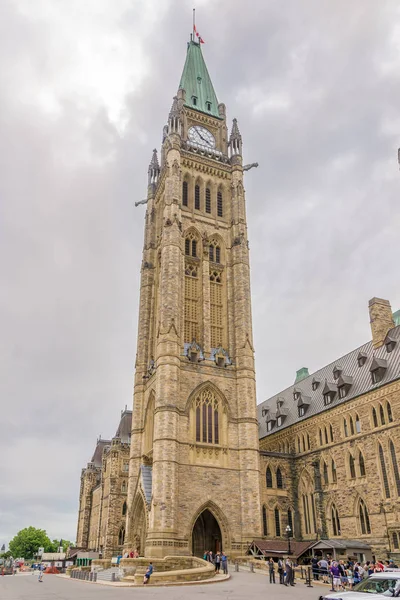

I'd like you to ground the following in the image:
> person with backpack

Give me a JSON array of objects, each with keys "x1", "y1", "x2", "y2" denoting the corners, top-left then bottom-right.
[{"x1": 278, "y1": 558, "x2": 284, "y2": 584}]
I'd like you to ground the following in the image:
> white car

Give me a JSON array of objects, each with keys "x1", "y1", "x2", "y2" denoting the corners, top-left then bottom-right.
[{"x1": 319, "y1": 572, "x2": 400, "y2": 600}]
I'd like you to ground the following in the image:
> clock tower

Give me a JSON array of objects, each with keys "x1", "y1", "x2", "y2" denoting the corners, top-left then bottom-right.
[{"x1": 126, "y1": 37, "x2": 262, "y2": 558}]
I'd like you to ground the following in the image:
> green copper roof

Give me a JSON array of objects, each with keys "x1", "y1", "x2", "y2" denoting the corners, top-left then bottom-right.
[
  {"x1": 393, "y1": 310, "x2": 400, "y2": 327},
  {"x1": 179, "y1": 41, "x2": 220, "y2": 118},
  {"x1": 295, "y1": 367, "x2": 309, "y2": 383}
]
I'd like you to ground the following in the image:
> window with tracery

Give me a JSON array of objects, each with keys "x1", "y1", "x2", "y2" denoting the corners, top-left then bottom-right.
[
  {"x1": 210, "y1": 270, "x2": 223, "y2": 348},
  {"x1": 380, "y1": 404, "x2": 386, "y2": 426},
  {"x1": 387, "y1": 402, "x2": 393, "y2": 423},
  {"x1": 349, "y1": 454, "x2": 356, "y2": 479},
  {"x1": 266, "y1": 466, "x2": 273, "y2": 488},
  {"x1": 331, "y1": 459, "x2": 337, "y2": 483},
  {"x1": 359, "y1": 499, "x2": 371, "y2": 535},
  {"x1": 209, "y1": 242, "x2": 221, "y2": 264},
  {"x1": 118, "y1": 527, "x2": 125, "y2": 545},
  {"x1": 390, "y1": 441, "x2": 400, "y2": 496},
  {"x1": 184, "y1": 263, "x2": 199, "y2": 343},
  {"x1": 195, "y1": 388, "x2": 219, "y2": 444}
]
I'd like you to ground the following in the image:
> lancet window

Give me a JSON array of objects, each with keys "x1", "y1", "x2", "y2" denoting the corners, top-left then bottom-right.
[{"x1": 359, "y1": 499, "x2": 371, "y2": 535}]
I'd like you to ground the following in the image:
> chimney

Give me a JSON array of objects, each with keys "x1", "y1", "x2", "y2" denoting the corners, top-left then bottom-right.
[
  {"x1": 295, "y1": 367, "x2": 309, "y2": 383},
  {"x1": 369, "y1": 298, "x2": 395, "y2": 348}
]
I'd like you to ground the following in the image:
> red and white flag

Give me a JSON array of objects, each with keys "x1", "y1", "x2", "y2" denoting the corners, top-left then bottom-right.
[{"x1": 193, "y1": 24, "x2": 205, "y2": 44}]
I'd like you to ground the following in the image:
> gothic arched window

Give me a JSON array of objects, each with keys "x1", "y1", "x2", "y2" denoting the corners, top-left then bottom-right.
[
  {"x1": 359, "y1": 499, "x2": 371, "y2": 535},
  {"x1": 307, "y1": 433, "x2": 311, "y2": 450},
  {"x1": 209, "y1": 269, "x2": 223, "y2": 348},
  {"x1": 122, "y1": 501, "x2": 127, "y2": 516},
  {"x1": 349, "y1": 416, "x2": 355, "y2": 436},
  {"x1": 118, "y1": 526, "x2": 125, "y2": 545},
  {"x1": 323, "y1": 461, "x2": 329, "y2": 486},
  {"x1": 387, "y1": 402, "x2": 393, "y2": 423},
  {"x1": 380, "y1": 404, "x2": 386, "y2": 426},
  {"x1": 379, "y1": 443, "x2": 390, "y2": 498},
  {"x1": 330, "y1": 504, "x2": 341, "y2": 536},
  {"x1": 372, "y1": 407, "x2": 378, "y2": 428},
  {"x1": 262, "y1": 506, "x2": 268, "y2": 536},
  {"x1": 266, "y1": 466, "x2": 273, "y2": 488},
  {"x1": 319, "y1": 429, "x2": 323, "y2": 446},
  {"x1": 359, "y1": 451, "x2": 366, "y2": 477},
  {"x1": 195, "y1": 184, "x2": 200, "y2": 210},
  {"x1": 393, "y1": 532, "x2": 399, "y2": 550},
  {"x1": 217, "y1": 190, "x2": 223, "y2": 217},
  {"x1": 324, "y1": 428, "x2": 329, "y2": 445},
  {"x1": 288, "y1": 509, "x2": 293, "y2": 532},
  {"x1": 344, "y1": 418, "x2": 348, "y2": 437},
  {"x1": 330, "y1": 424, "x2": 334, "y2": 442},
  {"x1": 184, "y1": 263, "x2": 199, "y2": 343},
  {"x1": 349, "y1": 454, "x2": 356, "y2": 479},
  {"x1": 276, "y1": 467, "x2": 283, "y2": 489},
  {"x1": 355, "y1": 414, "x2": 361, "y2": 433},
  {"x1": 274, "y1": 508, "x2": 281, "y2": 537},
  {"x1": 182, "y1": 180, "x2": 188, "y2": 206},
  {"x1": 331, "y1": 459, "x2": 337, "y2": 483},
  {"x1": 195, "y1": 388, "x2": 220, "y2": 445},
  {"x1": 205, "y1": 187, "x2": 211, "y2": 213},
  {"x1": 389, "y1": 441, "x2": 400, "y2": 496}
]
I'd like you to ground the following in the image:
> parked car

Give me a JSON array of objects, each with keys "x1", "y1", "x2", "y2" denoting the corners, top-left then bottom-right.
[{"x1": 319, "y1": 571, "x2": 400, "y2": 600}]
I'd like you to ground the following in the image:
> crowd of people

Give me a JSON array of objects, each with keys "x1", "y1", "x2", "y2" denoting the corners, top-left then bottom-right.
[
  {"x1": 203, "y1": 550, "x2": 228, "y2": 574},
  {"x1": 311, "y1": 556, "x2": 399, "y2": 591},
  {"x1": 268, "y1": 557, "x2": 295, "y2": 585}
]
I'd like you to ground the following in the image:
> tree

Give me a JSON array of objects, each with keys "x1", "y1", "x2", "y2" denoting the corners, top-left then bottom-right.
[
  {"x1": 0, "y1": 551, "x2": 12, "y2": 559},
  {"x1": 49, "y1": 539, "x2": 75, "y2": 553},
  {"x1": 8, "y1": 527, "x2": 53, "y2": 559}
]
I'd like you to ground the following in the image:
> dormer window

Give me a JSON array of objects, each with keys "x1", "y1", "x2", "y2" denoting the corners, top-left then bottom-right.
[
  {"x1": 298, "y1": 405, "x2": 305, "y2": 417},
  {"x1": 337, "y1": 375, "x2": 353, "y2": 399},
  {"x1": 267, "y1": 421, "x2": 274, "y2": 432},
  {"x1": 192, "y1": 96, "x2": 198, "y2": 106},
  {"x1": 370, "y1": 357, "x2": 388, "y2": 384},
  {"x1": 312, "y1": 378, "x2": 320, "y2": 391},
  {"x1": 206, "y1": 101, "x2": 211, "y2": 111},
  {"x1": 357, "y1": 351, "x2": 367, "y2": 367},
  {"x1": 293, "y1": 388, "x2": 302, "y2": 401},
  {"x1": 333, "y1": 365, "x2": 343, "y2": 380},
  {"x1": 277, "y1": 416, "x2": 283, "y2": 427},
  {"x1": 385, "y1": 334, "x2": 397, "y2": 353},
  {"x1": 297, "y1": 395, "x2": 310, "y2": 417},
  {"x1": 323, "y1": 381, "x2": 337, "y2": 406}
]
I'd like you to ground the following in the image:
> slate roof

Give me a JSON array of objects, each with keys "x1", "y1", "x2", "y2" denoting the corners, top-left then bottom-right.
[
  {"x1": 311, "y1": 539, "x2": 371, "y2": 550},
  {"x1": 258, "y1": 325, "x2": 400, "y2": 439},
  {"x1": 115, "y1": 409, "x2": 132, "y2": 444},
  {"x1": 250, "y1": 539, "x2": 314, "y2": 558},
  {"x1": 91, "y1": 439, "x2": 111, "y2": 467}
]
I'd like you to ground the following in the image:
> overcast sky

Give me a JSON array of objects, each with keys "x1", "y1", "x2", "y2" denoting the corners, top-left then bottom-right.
[{"x1": 1, "y1": 0, "x2": 399, "y2": 547}]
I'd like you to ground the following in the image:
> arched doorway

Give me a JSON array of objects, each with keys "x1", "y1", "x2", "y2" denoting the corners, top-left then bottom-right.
[
  {"x1": 130, "y1": 494, "x2": 147, "y2": 556},
  {"x1": 192, "y1": 509, "x2": 222, "y2": 557}
]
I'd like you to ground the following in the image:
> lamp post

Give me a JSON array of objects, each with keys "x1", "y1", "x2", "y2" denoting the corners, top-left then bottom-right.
[{"x1": 285, "y1": 525, "x2": 292, "y2": 555}]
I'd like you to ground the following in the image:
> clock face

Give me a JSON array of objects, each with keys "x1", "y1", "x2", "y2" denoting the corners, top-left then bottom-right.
[{"x1": 188, "y1": 126, "x2": 216, "y2": 149}]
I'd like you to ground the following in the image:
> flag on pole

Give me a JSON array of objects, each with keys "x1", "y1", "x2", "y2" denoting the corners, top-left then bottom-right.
[{"x1": 193, "y1": 24, "x2": 205, "y2": 44}]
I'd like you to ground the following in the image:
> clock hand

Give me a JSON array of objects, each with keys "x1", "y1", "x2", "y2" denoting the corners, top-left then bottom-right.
[{"x1": 198, "y1": 132, "x2": 212, "y2": 146}]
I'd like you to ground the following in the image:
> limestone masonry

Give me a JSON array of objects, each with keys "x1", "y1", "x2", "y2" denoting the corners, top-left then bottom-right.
[{"x1": 76, "y1": 37, "x2": 400, "y2": 563}]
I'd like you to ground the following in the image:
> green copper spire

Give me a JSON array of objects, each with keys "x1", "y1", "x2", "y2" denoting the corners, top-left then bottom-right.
[{"x1": 179, "y1": 41, "x2": 220, "y2": 118}]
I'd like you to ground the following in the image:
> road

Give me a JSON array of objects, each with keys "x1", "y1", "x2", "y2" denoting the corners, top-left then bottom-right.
[{"x1": 0, "y1": 570, "x2": 325, "y2": 599}]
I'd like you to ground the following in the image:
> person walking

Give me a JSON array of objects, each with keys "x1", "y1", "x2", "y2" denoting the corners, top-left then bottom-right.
[
  {"x1": 346, "y1": 565, "x2": 354, "y2": 590},
  {"x1": 143, "y1": 562, "x2": 153, "y2": 585},
  {"x1": 330, "y1": 561, "x2": 341, "y2": 591},
  {"x1": 278, "y1": 558, "x2": 284, "y2": 584},
  {"x1": 38, "y1": 568, "x2": 43, "y2": 583},
  {"x1": 268, "y1": 558, "x2": 276, "y2": 583},
  {"x1": 312, "y1": 556, "x2": 319, "y2": 580},
  {"x1": 221, "y1": 552, "x2": 228, "y2": 575}
]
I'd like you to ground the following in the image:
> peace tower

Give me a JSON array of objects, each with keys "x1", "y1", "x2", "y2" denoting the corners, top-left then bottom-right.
[{"x1": 125, "y1": 37, "x2": 262, "y2": 558}]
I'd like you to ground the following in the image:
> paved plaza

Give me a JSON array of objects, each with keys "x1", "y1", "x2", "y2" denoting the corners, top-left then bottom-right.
[{"x1": 1, "y1": 571, "x2": 325, "y2": 600}]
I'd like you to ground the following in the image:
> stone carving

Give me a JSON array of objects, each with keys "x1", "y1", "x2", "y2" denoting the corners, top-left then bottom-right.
[
  {"x1": 135, "y1": 199, "x2": 148, "y2": 207},
  {"x1": 243, "y1": 162, "x2": 259, "y2": 171}
]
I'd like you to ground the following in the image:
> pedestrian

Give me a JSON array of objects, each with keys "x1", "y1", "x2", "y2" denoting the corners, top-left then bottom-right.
[
  {"x1": 330, "y1": 561, "x2": 341, "y2": 591},
  {"x1": 215, "y1": 551, "x2": 221, "y2": 573},
  {"x1": 312, "y1": 556, "x2": 319, "y2": 580},
  {"x1": 354, "y1": 565, "x2": 361, "y2": 585},
  {"x1": 221, "y1": 552, "x2": 228, "y2": 574},
  {"x1": 278, "y1": 558, "x2": 284, "y2": 584},
  {"x1": 346, "y1": 565, "x2": 354, "y2": 590},
  {"x1": 339, "y1": 560, "x2": 347, "y2": 589},
  {"x1": 143, "y1": 562, "x2": 153, "y2": 585},
  {"x1": 203, "y1": 551, "x2": 208, "y2": 561},
  {"x1": 268, "y1": 558, "x2": 275, "y2": 584},
  {"x1": 318, "y1": 557, "x2": 329, "y2": 584},
  {"x1": 285, "y1": 557, "x2": 294, "y2": 586},
  {"x1": 389, "y1": 559, "x2": 399, "y2": 569},
  {"x1": 38, "y1": 569, "x2": 43, "y2": 583}
]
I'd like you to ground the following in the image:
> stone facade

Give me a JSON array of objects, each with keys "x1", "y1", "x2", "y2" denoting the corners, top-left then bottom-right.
[
  {"x1": 76, "y1": 410, "x2": 131, "y2": 557},
  {"x1": 75, "y1": 38, "x2": 400, "y2": 562}
]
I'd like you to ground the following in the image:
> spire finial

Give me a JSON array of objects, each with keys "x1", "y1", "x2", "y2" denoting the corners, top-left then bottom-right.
[
  {"x1": 148, "y1": 148, "x2": 160, "y2": 186},
  {"x1": 229, "y1": 118, "x2": 242, "y2": 157}
]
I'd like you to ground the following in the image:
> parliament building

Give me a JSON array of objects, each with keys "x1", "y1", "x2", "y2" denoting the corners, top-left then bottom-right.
[{"x1": 76, "y1": 35, "x2": 400, "y2": 562}]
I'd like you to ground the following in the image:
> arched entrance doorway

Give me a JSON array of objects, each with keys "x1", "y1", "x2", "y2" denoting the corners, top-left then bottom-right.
[
  {"x1": 130, "y1": 494, "x2": 147, "y2": 556},
  {"x1": 192, "y1": 509, "x2": 222, "y2": 557}
]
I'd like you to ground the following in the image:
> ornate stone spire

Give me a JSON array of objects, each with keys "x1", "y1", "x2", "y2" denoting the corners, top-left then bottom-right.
[
  {"x1": 168, "y1": 95, "x2": 181, "y2": 135},
  {"x1": 229, "y1": 118, "x2": 242, "y2": 157},
  {"x1": 148, "y1": 148, "x2": 160, "y2": 186}
]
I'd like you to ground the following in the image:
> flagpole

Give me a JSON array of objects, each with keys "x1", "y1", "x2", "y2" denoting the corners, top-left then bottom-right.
[{"x1": 193, "y1": 8, "x2": 195, "y2": 41}]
